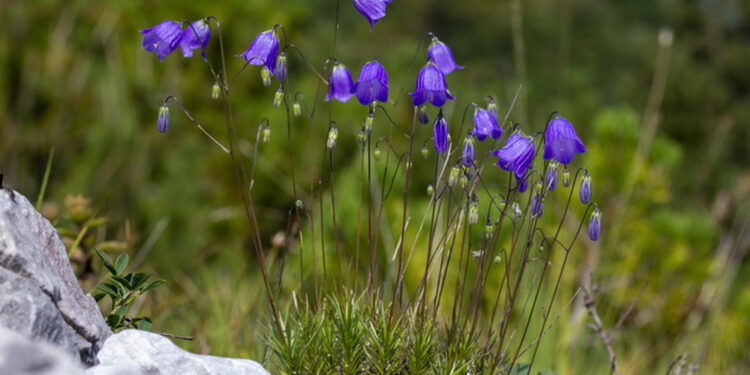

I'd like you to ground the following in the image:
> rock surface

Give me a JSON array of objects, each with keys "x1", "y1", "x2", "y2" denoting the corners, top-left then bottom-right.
[
  {"x1": 86, "y1": 330, "x2": 270, "y2": 375},
  {"x1": 0, "y1": 325, "x2": 85, "y2": 375},
  {"x1": 0, "y1": 189, "x2": 111, "y2": 364}
]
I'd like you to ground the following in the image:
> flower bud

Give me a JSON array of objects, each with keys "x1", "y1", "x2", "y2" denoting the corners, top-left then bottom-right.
[
  {"x1": 427, "y1": 184, "x2": 434, "y2": 196},
  {"x1": 364, "y1": 112, "x2": 374, "y2": 133},
  {"x1": 462, "y1": 136, "x2": 475, "y2": 167},
  {"x1": 487, "y1": 96, "x2": 498, "y2": 120},
  {"x1": 459, "y1": 174, "x2": 469, "y2": 189},
  {"x1": 157, "y1": 104, "x2": 170, "y2": 133},
  {"x1": 374, "y1": 146, "x2": 382, "y2": 160},
  {"x1": 562, "y1": 167, "x2": 571, "y2": 187},
  {"x1": 261, "y1": 66, "x2": 272, "y2": 87},
  {"x1": 211, "y1": 82, "x2": 221, "y2": 100},
  {"x1": 546, "y1": 161, "x2": 558, "y2": 191},
  {"x1": 421, "y1": 145, "x2": 429, "y2": 159},
  {"x1": 357, "y1": 130, "x2": 367, "y2": 147},
  {"x1": 484, "y1": 218, "x2": 494, "y2": 241},
  {"x1": 293, "y1": 100, "x2": 302, "y2": 117},
  {"x1": 275, "y1": 52, "x2": 287, "y2": 82},
  {"x1": 262, "y1": 125, "x2": 271, "y2": 144},
  {"x1": 531, "y1": 194, "x2": 544, "y2": 217},
  {"x1": 580, "y1": 171, "x2": 591, "y2": 204},
  {"x1": 273, "y1": 88, "x2": 284, "y2": 108},
  {"x1": 469, "y1": 200, "x2": 479, "y2": 225},
  {"x1": 448, "y1": 166, "x2": 460, "y2": 187},
  {"x1": 326, "y1": 125, "x2": 338, "y2": 149},
  {"x1": 418, "y1": 106, "x2": 429, "y2": 125},
  {"x1": 295, "y1": 199, "x2": 304, "y2": 210},
  {"x1": 588, "y1": 207, "x2": 601, "y2": 241}
]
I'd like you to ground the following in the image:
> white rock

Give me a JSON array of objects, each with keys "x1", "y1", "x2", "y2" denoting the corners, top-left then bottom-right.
[
  {"x1": 0, "y1": 190, "x2": 111, "y2": 365},
  {"x1": 0, "y1": 325, "x2": 85, "y2": 375},
  {"x1": 87, "y1": 330, "x2": 270, "y2": 375}
]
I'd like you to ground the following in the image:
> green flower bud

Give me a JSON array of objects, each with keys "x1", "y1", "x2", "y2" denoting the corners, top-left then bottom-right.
[
  {"x1": 211, "y1": 82, "x2": 221, "y2": 100},
  {"x1": 262, "y1": 125, "x2": 271, "y2": 144},
  {"x1": 374, "y1": 146, "x2": 382, "y2": 160},
  {"x1": 293, "y1": 101, "x2": 302, "y2": 117},
  {"x1": 326, "y1": 126, "x2": 338, "y2": 149},
  {"x1": 562, "y1": 167, "x2": 571, "y2": 187},
  {"x1": 448, "y1": 166, "x2": 460, "y2": 187},
  {"x1": 427, "y1": 184, "x2": 434, "y2": 196},
  {"x1": 469, "y1": 200, "x2": 479, "y2": 225},
  {"x1": 273, "y1": 88, "x2": 284, "y2": 108},
  {"x1": 421, "y1": 145, "x2": 429, "y2": 159},
  {"x1": 261, "y1": 66, "x2": 272, "y2": 87}
]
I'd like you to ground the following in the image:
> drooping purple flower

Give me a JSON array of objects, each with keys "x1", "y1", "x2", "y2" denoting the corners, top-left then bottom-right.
[
  {"x1": 141, "y1": 21, "x2": 183, "y2": 61},
  {"x1": 237, "y1": 29, "x2": 280, "y2": 74},
  {"x1": 517, "y1": 174, "x2": 529, "y2": 193},
  {"x1": 351, "y1": 60, "x2": 389, "y2": 105},
  {"x1": 157, "y1": 104, "x2": 170, "y2": 133},
  {"x1": 493, "y1": 131, "x2": 535, "y2": 179},
  {"x1": 353, "y1": 0, "x2": 392, "y2": 30},
  {"x1": 410, "y1": 62, "x2": 454, "y2": 107},
  {"x1": 543, "y1": 115, "x2": 587, "y2": 165},
  {"x1": 427, "y1": 36, "x2": 463, "y2": 75},
  {"x1": 325, "y1": 62, "x2": 354, "y2": 102},
  {"x1": 434, "y1": 111, "x2": 448, "y2": 154},
  {"x1": 461, "y1": 136, "x2": 475, "y2": 167},
  {"x1": 546, "y1": 161, "x2": 558, "y2": 191},
  {"x1": 531, "y1": 194, "x2": 544, "y2": 217},
  {"x1": 580, "y1": 171, "x2": 591, "y2": 204},
  {"x1": 588, "y1": 207, "x2": 601, "y2": 241},
  {"x1": 472, "y1": 107, "x2": 502, "y2": 141},
  {"x1": 180, "y1": 19, "x2": 211, "y2": 60}
]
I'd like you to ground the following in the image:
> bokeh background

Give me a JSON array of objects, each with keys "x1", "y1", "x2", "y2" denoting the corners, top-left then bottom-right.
[{"x1": 1, "y1": 0, "x2": 749, "y2": 373}]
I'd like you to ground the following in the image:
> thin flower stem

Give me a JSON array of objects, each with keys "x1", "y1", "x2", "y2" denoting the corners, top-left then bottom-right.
[{"x1": 163, "y1": 96, "x2": 229, "y2": 153}]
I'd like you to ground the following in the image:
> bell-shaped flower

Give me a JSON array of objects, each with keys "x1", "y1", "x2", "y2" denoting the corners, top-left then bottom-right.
[
  {"x1": 180, "y1": 19, "x2": 211, "y2": 60},
  {"x1": 325, "y1": 61, "x2": 354, "y2": 103},
  {"x1": 427, "y1": 36, "x2": 463, "y2": 75},
  {"x1": 351, "y1": 60, "x2": 389, "y2": 105},
  {"x1": 472, "y1": 107, "x2": 502, "y2": 141},
  {"x1": 493, "y1": 131, "x2": 535, "y2": 180},
  {"x1": 353, "y1": 0, "x2": 392, "y2": 30},
  {"x1": 580, "y1": 171, "x2": 591, "y2": 204},
  {"x1": 433, "y1": 111, "x2": 448, "y2": 154},
  {"x1": 543, "y1": 115, "x2": 587, "y2": 165},
  {"x1": 141, "y1": 21, "x2": 183, "y2": 61},
  {"x1": 461, "y1": 136, "x2": 475, "y2": 167},
  {"x1": 237, "y1": 29, "x2": 280, "y2": 74},
  {"x1": 588, "y1": 207, "x2": 601, "y2": 241},
  {"x1": 410, "y1": 62, "x2": 454, "y2": 108},
  {"x1": 516, "y1": 174, "x2": 529, "y2": 193}
]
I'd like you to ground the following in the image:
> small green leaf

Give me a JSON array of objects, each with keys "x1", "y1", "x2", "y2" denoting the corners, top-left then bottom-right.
[
  {"x1": 110, "y1": 276, "x2": 132, "y2": 291},
  {"x1": 95, "y1": 283, "x2": 121, "y2": 299},
  {"x1": 95, "y1": 249, "x2": 117, "y2": 275},
  {"x1": 135, "y1": 317, "x2": 152, "y2": 331},
  {"x1": 142, "y1": 279, "x2": 165, "y2": 292},
  {"x1": 130, "y1": 273, "x2": 151, "y2": 290},
  {"x1": 114, "y1": 254, "x2": 129, "y2": 275}
]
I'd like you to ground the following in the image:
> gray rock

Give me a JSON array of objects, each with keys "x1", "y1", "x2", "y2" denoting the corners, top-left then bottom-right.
[
  {"x1": 0, "y1": 190, "x2": 111, "y2": 365},
  {"x1": 87, "y1": 330, "x2": 270, "y2": 375},
  {"x1": 0, "y1": 325, "x2": 85, "y2": 375}
]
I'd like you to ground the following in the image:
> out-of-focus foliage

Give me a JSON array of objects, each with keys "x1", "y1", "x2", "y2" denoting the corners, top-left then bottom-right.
[{"x1": 1, "y1": 0, "x2": 748, "y2": 374}]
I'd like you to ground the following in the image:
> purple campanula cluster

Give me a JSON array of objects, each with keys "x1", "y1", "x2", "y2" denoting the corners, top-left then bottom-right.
[
  {"x1": 352, "y1": 60, "x2": 389, "y2": 105},
  {"x1": 353, "y1": 0, "x2": 393, "y2": 30},
  {"x1": 544, "y1": 115, "x2": 587, "y2": 165},
  {"x1": 410, "y1": 62, "x2": 454, "y2": 108}
]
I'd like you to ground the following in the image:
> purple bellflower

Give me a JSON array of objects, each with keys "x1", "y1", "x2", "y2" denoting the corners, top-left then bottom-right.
[
  {"x1": 580, "y1": 171, "x2": 591, "y2": 204},
  {"x1": 493, "y1": 131, "x2": 535, "y2": 180},
  {"x1": 351, "y1": 60, "x2": 389, "y2": 105},
  {"x1": 325, "y1": 61, "x2": 354, "y2": 103},
  {"x1": 462, "y1": 136, "x2": 475, "y2": 167},
  {"x1": 141, "y1": 21, "x2": 183, "y2": 61},
  {"x1": 237, "y1": 29, "x2": 280, "y2": 74},
  {"x1": 180, "y1": 19, "x2": 211, "y2": 60},
  {"x1": 353, "y1": 0, "x2": 392, "y2": 30},
  {"x1": 434, "y1": 111, "x2": 448, "y2": 154},
  {"x1": 517, "y1": 174, "x2": 529, "y2": 193},
  {"x1": 472, "y1": 107, "x2": 502, "y2": 141},
  {"x1": 410, "y1": 62, "x2": 454, "y2": 107},
  {"x1": 427, "y1": 36, "x2": 463, "y2": 75},
  {"x1": 588, "y1": 207, "x2": 601, "y2": 241},
  {"x1": 543, "y1": 115, "x2": 587, "y2": 165}
]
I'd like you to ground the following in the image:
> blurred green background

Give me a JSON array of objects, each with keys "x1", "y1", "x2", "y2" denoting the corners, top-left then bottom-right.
[{"x1": 1, "y1": 0, "x2": 749, "y2": 373}]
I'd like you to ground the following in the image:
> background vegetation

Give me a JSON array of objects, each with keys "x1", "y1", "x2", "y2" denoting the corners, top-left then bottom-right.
[{"x1": 1, "y1": 0, "x2": 748, "y2": 373}]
